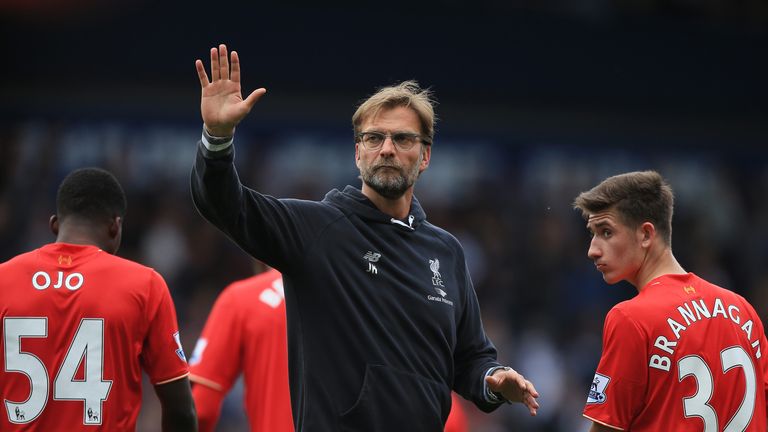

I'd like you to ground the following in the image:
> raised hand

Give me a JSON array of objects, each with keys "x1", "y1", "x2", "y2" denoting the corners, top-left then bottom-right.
[
  {"x1": 485, "y1": 368, "x2": 540, "y2": 416},
  {"x1": 195, "y1": 44, "x2": 266, "y2": 137}
]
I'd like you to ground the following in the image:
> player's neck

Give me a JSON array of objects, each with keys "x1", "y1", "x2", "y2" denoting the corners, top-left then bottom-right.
[
  {"x1": 361, "y1": 183, "x2": 414, "y2": 221},
  {"x1": 56, "y1": 224, "x2": 110, "y2": 253},
  {"x1": 634, "y1": 248, "x2": 687, "y2": 292}
]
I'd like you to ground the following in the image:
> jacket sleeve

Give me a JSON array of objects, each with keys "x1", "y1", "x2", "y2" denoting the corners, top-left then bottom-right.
[
  {"x1": 190, "y1": 140, "x2": 324, "y2": 273},
  {"x1": 452, "y1": 259, "x2": 504, "y2": 413}
]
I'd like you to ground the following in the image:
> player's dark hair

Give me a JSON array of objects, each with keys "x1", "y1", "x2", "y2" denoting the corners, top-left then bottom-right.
[
  {"x1": 573, "y1": 170, "x2": 674, "y2": 246},
  {"x1": 56, "y1": 167, "x2": 127, "y2": 223}
]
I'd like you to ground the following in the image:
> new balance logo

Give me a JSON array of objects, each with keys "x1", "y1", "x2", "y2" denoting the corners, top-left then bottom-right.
[
  {"x1": 364, "y1": 251, "x2": 381, "y2": 275},
  {"x1": 363, "y1": 251, "x2": 381, "y2": 262}
]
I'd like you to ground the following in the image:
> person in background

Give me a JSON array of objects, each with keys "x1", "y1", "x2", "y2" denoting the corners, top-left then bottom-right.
[
  {"x1": 0, "y1": 167, "x2": 196, "y2": 431},
  {"x1": 189, "y1": 265, "x2": 293, "y2": 432},
  {"x1": 445, "y1": 393, "x2": 469, "y2": 432},
  {"x1": 574, "y1": 170, "x2": 768, "y2": 431},
  {"x1": 190, "y1": 44, "x2": 538, "y2": 431}
]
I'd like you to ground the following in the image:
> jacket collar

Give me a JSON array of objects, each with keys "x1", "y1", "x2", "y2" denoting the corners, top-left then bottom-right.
[{"x1": 323, "y1": 185, "x2": 426, "y2": 230}]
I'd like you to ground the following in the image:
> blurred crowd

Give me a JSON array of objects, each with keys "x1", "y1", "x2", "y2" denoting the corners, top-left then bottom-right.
[{"x1": 2, "y1": 119, "x2": 766, "y2": 431}]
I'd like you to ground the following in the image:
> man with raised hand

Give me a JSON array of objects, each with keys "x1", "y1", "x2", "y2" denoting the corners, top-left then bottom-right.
[{"x1": 191, "y1": 44, "x2": 539, "y2": 431}]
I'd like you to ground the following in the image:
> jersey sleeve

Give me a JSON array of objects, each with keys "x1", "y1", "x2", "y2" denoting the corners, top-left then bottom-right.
[
  {"x1": 192, "y1": 382, "x2": 226, "y2": 432},
  {"x1": 583, "y1": 305, "x2": 648, "y2": 430},
  {"x1": 188, "y1": 286, "x2": 243, "y2": 393},
  {"x1": 140, "y1": 270, "x2": 189, "y2": 385}
]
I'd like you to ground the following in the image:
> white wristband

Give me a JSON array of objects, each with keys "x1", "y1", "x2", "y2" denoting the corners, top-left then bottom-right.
[{"x1": 201, "y1": 131, "x2": 233, "y2": 152}]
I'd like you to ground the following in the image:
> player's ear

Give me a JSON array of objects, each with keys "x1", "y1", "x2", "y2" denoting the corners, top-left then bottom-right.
[
  {"x1": 49, "y1": 215, "x2": 59, "y2": 236},
  {"x1": 640, "y1": 222, "x2": 655, "y2": 247},
  {"x1": 419, "y1": 143, "x2": 431, "y2": 172},
  {"x1": 105, "y1": 216, "x2": 123, "y2": 255},
  {"x1": 108, "y1": 216, "x2": 122, "y2": 239}
]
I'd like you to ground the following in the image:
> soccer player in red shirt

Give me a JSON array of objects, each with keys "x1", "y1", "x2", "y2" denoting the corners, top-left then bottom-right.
[
  {"x1": 0, "y1": 168, "x2": 196, "y2": 431},
  {"x1": 445, "y1": 392, "x2": 469, "y2": 432},
  {"x1": 189, "y1": 267, "x2": 293, "y2": 432},
  {"x1": 189, "y1": 266, "x2": 470, "y2": 432},
  {"x1": 574, "y1": 170, "x2": 768, "y2": 431}
]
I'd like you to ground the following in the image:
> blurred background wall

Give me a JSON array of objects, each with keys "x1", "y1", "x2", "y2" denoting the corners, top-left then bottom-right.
[{"x1": 1, "y1": 1, "x2": 767, "y2": 430}]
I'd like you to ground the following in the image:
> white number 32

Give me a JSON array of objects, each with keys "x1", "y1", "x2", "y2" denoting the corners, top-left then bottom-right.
[{"x1": 678, "y1": 346, "x2": 756, "y2": 432}]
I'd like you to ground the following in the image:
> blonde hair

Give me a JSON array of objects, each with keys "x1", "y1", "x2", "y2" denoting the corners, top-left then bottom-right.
[{"x1": 352, "y1": 80, "x2": 436, "y2": 144}]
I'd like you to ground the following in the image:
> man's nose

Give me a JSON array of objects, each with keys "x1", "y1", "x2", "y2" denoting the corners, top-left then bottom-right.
[
  {"x1": 587, "y1": 239, "x2": 601, "y2": 259},
  {"x1": 379, "y1": 135, "x2": 397, "y2": 154}
]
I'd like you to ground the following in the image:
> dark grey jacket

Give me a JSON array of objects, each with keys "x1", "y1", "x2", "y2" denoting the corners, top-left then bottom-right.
[{"x1": 191, "y1": 141, "x2": 503, "y2": 431}]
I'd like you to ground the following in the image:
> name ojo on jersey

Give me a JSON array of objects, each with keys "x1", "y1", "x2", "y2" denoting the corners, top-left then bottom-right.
[
  {"x1": 650, "y1": 296, "x2": 761, "y2": 371},
  {"x1": 31, "y1": 270, "x2": 84, "y2": 291}
]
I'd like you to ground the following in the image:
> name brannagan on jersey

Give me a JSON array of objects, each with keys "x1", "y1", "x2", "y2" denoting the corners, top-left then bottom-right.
[
  {"x1": 648, "y1": 295, "x2": 762, "y2": 372},
  {"x1": 583, "y1": 273, "x2": 768, "y2": 432}
]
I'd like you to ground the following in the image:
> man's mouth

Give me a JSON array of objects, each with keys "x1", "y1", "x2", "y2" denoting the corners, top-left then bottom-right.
[{"x1": 375, "y1": 165, "x2": 399, "y2": 172}]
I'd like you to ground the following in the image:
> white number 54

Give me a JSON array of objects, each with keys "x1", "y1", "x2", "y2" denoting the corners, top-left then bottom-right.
[{"x1": 3, "y1": 317, "x2": 112, "y2": 425}]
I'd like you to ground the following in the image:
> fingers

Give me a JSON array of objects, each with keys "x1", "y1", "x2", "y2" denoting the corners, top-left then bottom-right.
[
  {"x1": 525, "y1": 379, "x2": 540, "y2": 398},
  {"x1": 511, "y1": 370, "x2": 528, "y2": 391},
  {"x1": 195, "y1": 59, "x2": 209, "y2": 88},
  {"x1": 219, "y1": 44, "x2": 230, "y2": 80},
  {"x1": 209, "y1": 47, "x2": 220, "y2": 81},
  {"x1": 205, "y1": 44, "x2": 235, "y2": 83},
  {"x1": 486, "y1": 369, "x2": 540, "y2": 413},
  {"x1": 523, "y1": 393, "x2": 539, "y2": 416},
  {"x1": 230, "y1": 50, "x2": 241, "y2": 82},
  {"x1": 522, "y1": 378, "x2": 539, "y2": 416}
]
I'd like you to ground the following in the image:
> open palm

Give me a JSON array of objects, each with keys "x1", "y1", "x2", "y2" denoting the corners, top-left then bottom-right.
[{"x1": 195, "y1": 44, "x2": 266, "y2": 137}]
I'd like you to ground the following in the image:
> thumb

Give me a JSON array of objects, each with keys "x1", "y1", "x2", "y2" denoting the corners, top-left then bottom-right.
[
  {"x1": 243, "y1": 88, "x2": 267, "y2": 110},
  {"x1": 485, "y1": 375, "x2": 502, "y2": 389}
]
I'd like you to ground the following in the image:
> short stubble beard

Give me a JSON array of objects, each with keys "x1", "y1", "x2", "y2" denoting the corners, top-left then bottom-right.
[{"x1": 360, "y1": 151, "x2": 423, "y2": 200}]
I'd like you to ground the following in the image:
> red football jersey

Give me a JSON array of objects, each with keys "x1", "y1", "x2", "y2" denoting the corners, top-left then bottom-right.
[
  {"x1": 189, "y1": 269, "x2": 294, "y2": 432},
  {"x1": 584, "y1": 273, "x2": 768, "y2": 431},
  {"x1": 444, "y1": 392, "x2": 468, "y2": 432},
  {"x1": 0, "y1": 243, "x2": 188, "y2": 431}
]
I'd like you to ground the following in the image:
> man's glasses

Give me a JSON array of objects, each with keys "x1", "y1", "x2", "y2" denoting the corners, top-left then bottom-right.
[{"x1": 356, "y1": 131, "x2": 431, "y2": 151}]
